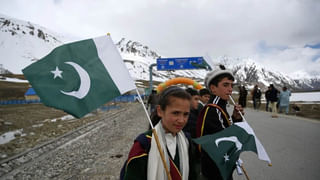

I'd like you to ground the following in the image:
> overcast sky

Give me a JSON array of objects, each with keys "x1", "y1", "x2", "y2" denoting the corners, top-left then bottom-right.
[{"x1": 1, "y1": 0, "x2": 320, "y2": 78}]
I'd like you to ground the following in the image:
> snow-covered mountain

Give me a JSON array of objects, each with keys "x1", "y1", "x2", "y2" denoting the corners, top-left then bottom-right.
[
  {"x1": 1, "y1": 14, "x2": 319, "y2": 91},
  {"x1": 116, "y1": 38, "x2": 208, "y2": 83},
  {"x1": 116, "y1": 39, "x2": 320, "y2": 90},
  {"x1": 0, "y1": 13, "x2": 64, "y2": 74},
  {"x1": 219, "y1": 57, "x2": 299, "y2": 90},
  {"x1": 213, "y1": 56, "x2": 320, "y2": 91}
]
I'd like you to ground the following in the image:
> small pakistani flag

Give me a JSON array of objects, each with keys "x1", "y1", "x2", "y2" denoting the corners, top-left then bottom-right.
[
  {"x1": 23, "y1": 35, "x2": 136, "y2": 118},
  {"x1": 193, "y1": 121, "x2": 271, "y2": 180}
]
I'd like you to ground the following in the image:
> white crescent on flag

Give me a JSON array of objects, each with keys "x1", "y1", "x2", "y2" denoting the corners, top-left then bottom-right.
[
  {"x1": 60, "y1": 61, "x2": 91, "y2": 99},
  {"x1": 215, "y1": 136, "x2": 243, "y2": 152}
]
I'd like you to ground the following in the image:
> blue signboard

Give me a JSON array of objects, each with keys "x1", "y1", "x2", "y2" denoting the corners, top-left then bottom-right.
[{"x1": 156, "y1": 57, "x2": 206, "y2": 70}]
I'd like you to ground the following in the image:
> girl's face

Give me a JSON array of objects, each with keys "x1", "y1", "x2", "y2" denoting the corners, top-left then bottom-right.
[{"x1": 157, "y1": 97, "x2": 190, "y2": 136}]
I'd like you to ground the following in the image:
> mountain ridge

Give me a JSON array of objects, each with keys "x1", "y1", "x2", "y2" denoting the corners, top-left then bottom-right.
[{"x1": 1, "y1": 14, "x2": 319, "y2": 91}]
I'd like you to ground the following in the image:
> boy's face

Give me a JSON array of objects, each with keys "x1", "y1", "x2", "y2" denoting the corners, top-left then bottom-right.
[
  {"x1": 200, "y1": 94, "x2": 210, "y2": 104},
  {"x1": 191, "y1": 95, "x2": 200, "y2": 110},
  {"x1": 209, "y1": 77, "x2": 234, "y2": 100}
]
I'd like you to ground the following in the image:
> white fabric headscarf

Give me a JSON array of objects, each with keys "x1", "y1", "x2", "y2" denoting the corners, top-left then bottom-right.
[{"x1": 147, "y1": 121, "x2": 189, "y2": 180}]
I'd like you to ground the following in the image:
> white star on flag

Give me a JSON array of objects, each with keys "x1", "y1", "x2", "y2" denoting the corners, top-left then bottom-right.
[
  {"x1": 51, "y1": 66, "x2": 63, "y2": 79},
  {"x1": 224, "y1": 153, "x2": 230, "y2": 162}
]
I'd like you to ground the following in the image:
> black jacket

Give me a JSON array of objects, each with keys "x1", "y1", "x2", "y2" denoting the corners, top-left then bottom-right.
[
  {"x1": 183, "y1": 108, "x2": 199, "y2": 138},
  {"x1": 269, "y1": 88, "x2": 279, "y2": 102},
  {"x1": 265, "y1": 89, "x2": 271, "y2": 101},
  {"x1": 196, "y1": 95, "x2": 237, "y2": 180}
]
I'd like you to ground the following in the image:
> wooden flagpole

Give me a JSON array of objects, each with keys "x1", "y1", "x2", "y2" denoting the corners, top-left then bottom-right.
[
  {"x1": 135, "y1": 89, "x2": 172, "y2": 180},
  {"x1": 228, "y1": 95, "x2": 245, "y2": 120},
  {"x1": 240, "y1": 165, "x2": 250, "y2": 180}
]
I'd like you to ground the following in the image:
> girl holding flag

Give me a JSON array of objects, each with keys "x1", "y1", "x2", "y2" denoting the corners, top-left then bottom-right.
[{"x1": 120, "y1": 86, "x2": 199, "y2": 180}]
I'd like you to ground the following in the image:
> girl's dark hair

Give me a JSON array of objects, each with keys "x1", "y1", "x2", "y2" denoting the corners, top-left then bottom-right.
[{"x1": 149, "y1": 86, "x2": 191, "y2": 128}]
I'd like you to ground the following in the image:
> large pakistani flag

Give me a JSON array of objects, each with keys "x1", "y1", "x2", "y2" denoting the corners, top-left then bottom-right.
[
  {"x1": 193, "y1": 121, "x2": 271, "y2": 180},
  {"x1": 23, "y1": 35, "x2": 136, "y2": 118}
]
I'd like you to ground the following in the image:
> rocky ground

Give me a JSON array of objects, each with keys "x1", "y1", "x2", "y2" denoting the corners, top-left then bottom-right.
[
  {"x1": 1, "y1": 103, "x2": 99, "y2": 160},
  {"x1": 0, "y1": 102, "x2": 149, "y2": 179}
]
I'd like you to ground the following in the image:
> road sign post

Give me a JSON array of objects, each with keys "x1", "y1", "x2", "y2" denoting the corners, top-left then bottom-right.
[
  {"x1": 148, "y1": 56, "x2": 211, "y2": 96},
  {"x1": 156, "y1": 57, "x2": 210, "y2": 71}
]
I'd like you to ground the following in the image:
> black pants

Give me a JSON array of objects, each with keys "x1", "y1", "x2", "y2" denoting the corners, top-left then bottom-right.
[{"x1": 266, "y1": 100, "x2": 270, "y2": 111}]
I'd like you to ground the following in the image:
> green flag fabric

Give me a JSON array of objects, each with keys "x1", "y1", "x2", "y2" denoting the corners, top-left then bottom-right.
[
  {"x1": 23, "y1": 35, "x2": 136, "y2": 118},
  {"x1": 193, "y1": 121, "x2": 271, "y2": 180}
]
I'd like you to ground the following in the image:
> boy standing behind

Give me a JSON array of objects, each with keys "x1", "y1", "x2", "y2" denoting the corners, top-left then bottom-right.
[
  {"x1": 196, "y1": 65, "x2": 244, "y2": 180},
  {"x1": 197, "y1": 88, "x2": 211, "y2": 111}
]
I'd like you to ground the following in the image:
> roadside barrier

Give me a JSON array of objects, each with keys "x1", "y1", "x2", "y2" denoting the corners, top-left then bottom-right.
[
  {"x1": 0, "y1": 94, "x2": 145, "y2": 105},
  {"x1": 0, "y1": 99, "x2": 41, "y2": 105}
]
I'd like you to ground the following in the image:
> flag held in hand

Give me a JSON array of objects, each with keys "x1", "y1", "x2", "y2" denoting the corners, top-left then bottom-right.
[
  {"x1": 193, "y1": 121, "x2": 271, "y2": 180},
  {"x1": 23, "y1": 35, "x2": 136, "y2": 118}
]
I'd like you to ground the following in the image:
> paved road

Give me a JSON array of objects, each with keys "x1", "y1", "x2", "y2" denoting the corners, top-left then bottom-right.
[{"x1": 231, "y1": 107, "x2": 320, "y2": 180}]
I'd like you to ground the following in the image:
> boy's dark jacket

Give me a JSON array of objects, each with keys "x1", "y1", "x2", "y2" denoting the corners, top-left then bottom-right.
[{"x1": 196, "y1": 95, "x2": 241, "y2": 180}]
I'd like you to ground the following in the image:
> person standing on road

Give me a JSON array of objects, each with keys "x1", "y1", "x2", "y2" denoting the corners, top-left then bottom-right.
[
  {"x1": 197, "y1": 88, "x2": 211, "y2": 111},
  {"x1": 269, "y1": 84, "x2": 279, "y2": 118},
  {"x1": 120, "y1": 86, "x2": 199, "y2": 180},
  {"x1": 196, "y1": 65, "x2": 244, "y2": 180},
  {"x1": 251, "y1": 85, "x2": 261, "y2": 110},
  {"x1": 147, "y1": 90, "x2": 159, "y2": 114},
  {"x1": 279, "y1": 86, "x2": 291, "y2": 114},
  {"x1": 238, "y1": 85, "x2": 248, "y2": 108},
  {"x1": 265, "y1": 86, "x2": 272, "y2": 112}
]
